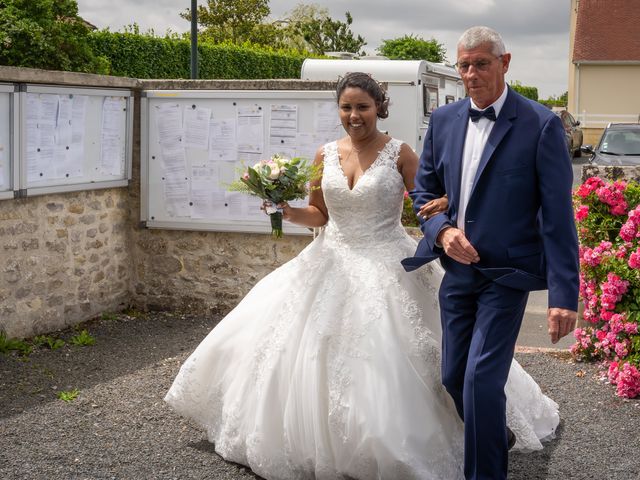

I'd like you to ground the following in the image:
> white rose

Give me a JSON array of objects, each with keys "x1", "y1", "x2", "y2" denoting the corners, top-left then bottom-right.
[{"x1": 268, "y1": 166, "x2": 281, "y2": 179}]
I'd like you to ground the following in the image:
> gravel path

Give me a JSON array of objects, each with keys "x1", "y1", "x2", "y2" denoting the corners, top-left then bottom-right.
[{"x1": 1, "y1": 312, "x2": 638, "y2": 479}]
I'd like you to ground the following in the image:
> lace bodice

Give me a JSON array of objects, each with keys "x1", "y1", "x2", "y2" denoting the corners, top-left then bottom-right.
[{"x1": 321, "y1": 138, "x2": 407, "y2": 247}]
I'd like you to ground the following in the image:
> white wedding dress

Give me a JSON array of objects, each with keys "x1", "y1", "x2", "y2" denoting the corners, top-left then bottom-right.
[{"x1": 165, "y1": 138, "x2": 559, "y2": 480}]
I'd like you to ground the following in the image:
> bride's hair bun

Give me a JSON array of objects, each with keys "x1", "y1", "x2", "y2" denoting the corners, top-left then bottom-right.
[{"x1": 336, "y1": 72, "x2": 390, "y2": 119}]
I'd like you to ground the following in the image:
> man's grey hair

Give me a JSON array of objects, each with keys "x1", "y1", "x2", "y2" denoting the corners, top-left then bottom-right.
[{"x1": 457, "y1": 26, "x2": 506, "y2": 57}]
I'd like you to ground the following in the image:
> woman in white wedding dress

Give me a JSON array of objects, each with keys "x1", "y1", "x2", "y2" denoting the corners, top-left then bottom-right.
[{"x1": 164, "y1": 73, "x2": 559, "y2": 480}]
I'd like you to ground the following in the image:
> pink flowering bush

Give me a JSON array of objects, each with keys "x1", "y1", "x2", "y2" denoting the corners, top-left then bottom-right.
[{"x1": 572, "y1": 177, "x2": 640, "y2": 398}]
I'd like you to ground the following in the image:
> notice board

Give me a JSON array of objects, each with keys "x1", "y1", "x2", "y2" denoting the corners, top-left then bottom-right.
[
  {"x1": 19, "y1": 84, "x2": 133, "y2": 196},
  {"x1": 141, "y1": 89, "x2": 341, "y2": 235},
  {"x1": 0, "y1": 83, "x2": 16, "y2": 200}
]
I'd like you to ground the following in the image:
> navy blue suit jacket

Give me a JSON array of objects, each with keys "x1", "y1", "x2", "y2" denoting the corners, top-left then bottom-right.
[{"x1": 402, "y1": 88, "x2": 579, "y2": 311}]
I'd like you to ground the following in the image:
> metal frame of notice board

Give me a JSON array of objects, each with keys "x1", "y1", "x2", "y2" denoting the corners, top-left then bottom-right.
[
  {"x1": 0, "y1": 83, "x2": 18, "y2": 200},
  {"x1": 18, "y1": 84, "x2": 133, "y2": 196},
  {"x1": 141, "y1": 89, "x2": 340, "y2": 235}
]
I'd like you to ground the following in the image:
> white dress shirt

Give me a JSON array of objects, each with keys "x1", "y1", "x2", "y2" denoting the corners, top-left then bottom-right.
[{"x1": 457, "y1": 87, "x2": 508, "y2": 232}]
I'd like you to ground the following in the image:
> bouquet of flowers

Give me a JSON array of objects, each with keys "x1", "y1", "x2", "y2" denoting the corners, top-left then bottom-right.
[{"x1": 228, "y1": 154, "x2": 320, "y2": 238}]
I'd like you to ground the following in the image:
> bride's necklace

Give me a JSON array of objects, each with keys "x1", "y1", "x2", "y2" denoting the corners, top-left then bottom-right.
[{"x1": 350, "y1": 132, "x2": 380, "y2": 155}]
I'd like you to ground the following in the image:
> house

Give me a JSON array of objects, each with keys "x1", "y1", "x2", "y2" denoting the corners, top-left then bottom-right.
[{"x1": 568, "y1": 0, "x2": 640, "y2": 145}]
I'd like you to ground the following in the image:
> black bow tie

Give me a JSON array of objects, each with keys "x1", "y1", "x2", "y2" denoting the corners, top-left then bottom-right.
[{"x1": 469, "y1": 106, "x2": 497, "y2": 123}]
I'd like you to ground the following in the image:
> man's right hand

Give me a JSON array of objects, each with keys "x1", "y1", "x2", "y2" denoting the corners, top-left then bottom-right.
[{"x1": 438, "y1": 227, "x2": 480, "y2": 264}]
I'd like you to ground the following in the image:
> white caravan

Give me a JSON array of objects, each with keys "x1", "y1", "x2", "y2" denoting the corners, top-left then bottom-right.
[{"x1": 301, "y1": 59, "x2": 464, "y2": 152}]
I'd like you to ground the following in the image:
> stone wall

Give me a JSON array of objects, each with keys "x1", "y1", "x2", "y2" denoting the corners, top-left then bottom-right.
[
  {"x1": 0, "y1": 189, "x2": 132, "y2": 337},
  {"x1": 0, "y1": 68, "x2": 330, "y2": 338}
]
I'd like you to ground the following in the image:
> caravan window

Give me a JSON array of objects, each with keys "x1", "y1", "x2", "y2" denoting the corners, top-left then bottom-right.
[{"x1": 423, "y1": 85, "x2": 439, "y2": 116}]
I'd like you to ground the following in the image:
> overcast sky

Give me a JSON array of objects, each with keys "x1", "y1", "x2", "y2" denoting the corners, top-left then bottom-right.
[{"x1": 75, "y1": 0, "x2": 572, "y2": 98}]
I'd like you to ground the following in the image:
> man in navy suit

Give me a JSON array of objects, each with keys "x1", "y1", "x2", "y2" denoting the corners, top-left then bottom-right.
[{"x1": 403, "y1": 26, "x2": 579, "y2": 479}]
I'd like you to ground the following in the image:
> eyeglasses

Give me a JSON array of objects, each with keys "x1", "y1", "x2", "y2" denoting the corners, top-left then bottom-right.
[{"x1": 455, "y1": 55, "x2": 503, "y2": 73}]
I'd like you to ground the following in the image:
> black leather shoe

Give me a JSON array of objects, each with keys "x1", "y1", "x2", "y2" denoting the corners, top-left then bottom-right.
[{"x1": 507, "y1": 427, "x2": 516, "y2": 450}]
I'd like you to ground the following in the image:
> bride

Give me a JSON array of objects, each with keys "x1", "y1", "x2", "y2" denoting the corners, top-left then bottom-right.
[{"x1": 164, "y1": 72, "x2": 559, "y2": 480}]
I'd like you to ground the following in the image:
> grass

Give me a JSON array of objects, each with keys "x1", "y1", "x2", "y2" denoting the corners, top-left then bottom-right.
[
  {"x1": 70, "y1": 329, "x2": 96, "y2": 347},
  {"x1": 57, "y1": 389, "x2": 80, "y2": 402},
  {"x1": 32, "y1": 335, "x2": 66, "y2": 350},
  {"x1": 0, "y1": 331, "x2": 33, "y2": 356},
  {"x1": 100, "y1": 312, "x2": 118, "y2": 321}
]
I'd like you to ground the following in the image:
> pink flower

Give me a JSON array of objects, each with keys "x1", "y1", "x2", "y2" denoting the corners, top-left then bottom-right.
[
  {"x1": 608, "y1": 361, "x2": 620, "y2": 383},
  {"x1": 576, "y1": 177, "x2": 605, "y2": 198},
  {"x1": 624, "y1": 322, "x2": 639, "y2": 335},
  {"x1": 575, "y1": 205, "x2": 589, "y2": 222},
  {"x1": 596, "y1": 184, "x2": 628, "y2": 216},
  {"x1": 628, "y1": 249, "x2": 640, "y2": 269},
  {"x1": 614, "y1": 339, "x2": 630, "y2": 358},
  {"x1": 615, "y1": 363, "x2": 640, "y2": 398}
]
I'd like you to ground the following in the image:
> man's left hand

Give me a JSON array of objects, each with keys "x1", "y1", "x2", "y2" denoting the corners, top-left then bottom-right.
[{"x1": 547, "y1": 308, "x2": 577, "y2": 344}]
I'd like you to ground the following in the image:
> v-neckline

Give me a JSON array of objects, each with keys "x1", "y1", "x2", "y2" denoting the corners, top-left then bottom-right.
[{"x1": 337, "y1": 139, "x2": 391, "y2": 191}]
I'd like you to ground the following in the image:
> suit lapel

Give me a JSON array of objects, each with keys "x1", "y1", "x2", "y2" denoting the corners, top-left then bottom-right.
[
  {"x1": 447, "y1": 100, "x2": 471, "y2": 222},
  {"x1": 469, "y1": 88, "x2": 517, "y2": 199}
]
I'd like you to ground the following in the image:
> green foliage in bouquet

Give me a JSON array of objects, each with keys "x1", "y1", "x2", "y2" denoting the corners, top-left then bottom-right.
[
  {"x1": 229, "y1": 155, "x2": 320, "y2": 204},
  {"x1": 229, "y1": 155, "x2": 321, "y2": 237}
]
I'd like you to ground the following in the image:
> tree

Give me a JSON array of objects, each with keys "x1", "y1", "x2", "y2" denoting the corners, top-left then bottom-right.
[
  {"x1": 181, "y1": 0, "x2": 273, "y2": 45},
  {"x1": 377, "y1": 34, "x2": 447, "y2": 62},
  {"x1": 293, "y1": 11, "x2": 366, "y2": 55},
  {"x1": 0, "y1": 0, "x2": 109, "y2": 73},
  {"x1": 539, "y1": 91, "x2": 568, "y2": 108},
  {"x1": 273, "y1": 3, "x2": 330, "y2": 52}
]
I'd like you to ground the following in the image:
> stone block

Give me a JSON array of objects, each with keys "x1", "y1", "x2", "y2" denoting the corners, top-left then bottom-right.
[
  {"x1": 46, "y1": 203, "x2": 64, "y2": 212},
  {"x1": 80, "y1": 214, "x2": 96, "y2": 225},
  {"x1": 68, "y1": 203, "x2": 85, "y2": 214}
]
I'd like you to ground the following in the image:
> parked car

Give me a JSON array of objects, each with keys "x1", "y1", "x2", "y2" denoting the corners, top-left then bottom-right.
[
  {"x1": 555, "y1": 110, "x2": 583, "y2": 157},
  {"x1": 582, "y1": 123, "x2": 640, "y2": 166}
]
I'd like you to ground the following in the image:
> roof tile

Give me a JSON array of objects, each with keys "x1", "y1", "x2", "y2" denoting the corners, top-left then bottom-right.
[{"x1": 574, "y1": 0, "x2": 640, "y2": 61}]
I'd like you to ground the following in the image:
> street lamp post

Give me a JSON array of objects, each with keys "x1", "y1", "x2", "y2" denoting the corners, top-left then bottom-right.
[{"x1": 190, "y1": 0, "x2": 198, "y2": 79}]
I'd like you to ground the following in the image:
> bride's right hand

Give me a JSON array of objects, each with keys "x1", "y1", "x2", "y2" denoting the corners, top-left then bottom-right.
[
  {"x1": 419, "y1": 195, "x2": 448, "y2": 220},
  {"x1": 261, "y1": 200, "x2": 292, "y2": 220}
]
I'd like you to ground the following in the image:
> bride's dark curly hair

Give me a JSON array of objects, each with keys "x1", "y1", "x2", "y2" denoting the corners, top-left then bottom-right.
[{"x1": 335, "y1": 72, "x2": 390, "y2": 119}]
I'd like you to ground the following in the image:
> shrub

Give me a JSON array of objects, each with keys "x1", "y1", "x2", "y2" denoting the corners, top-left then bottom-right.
[
  {"x1": 571, "y1": 177, "x2": 640, "y2": 398},
  {"x1": 88, "y1": 31, "x2": 310, "y2": 79}
]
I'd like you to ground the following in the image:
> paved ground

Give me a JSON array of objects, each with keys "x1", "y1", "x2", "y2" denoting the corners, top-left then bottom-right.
[{"x1": 1, "y1": 311, "x2": 639, "y2": 479}]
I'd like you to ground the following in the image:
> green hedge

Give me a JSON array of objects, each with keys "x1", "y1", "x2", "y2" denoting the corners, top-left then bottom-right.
[
  {"x1": 510, "y1": 81, "x2": 538, "y2": 101},
  {"x1": 88, "y1": 31, "x2": 309, "y2": 79}
]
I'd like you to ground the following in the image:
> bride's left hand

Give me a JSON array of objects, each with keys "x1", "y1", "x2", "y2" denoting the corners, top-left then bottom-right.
[{"x1": 418, "y1": 195, "x2": 448, "y2": 220}]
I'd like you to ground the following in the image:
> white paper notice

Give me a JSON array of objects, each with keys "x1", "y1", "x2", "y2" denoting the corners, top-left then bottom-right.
[
  {"x1": 295, "y1": 132, "x2": 320, "y2": 162},
  {"x1": 52, "y1": 145, "x2": 72, "y2": 179},
  {"x1": 71, "y1": 95, "x2": 88, "y2": 145},
  {"x1": 70, "y1": 95, "x2": 87, "y2": 175},
  {"x1": 164, "y1": 177, "x2": 190, "y2": 217},
  {"x1": 224, "y1": 191, "x2": 245, "y2": 217},
  {"x1": 209, "y1": 118, "x2": 237, "y2": 163},
  {"x1": 156, "y1": 103, "x2": 182, "y2": 147},
  {"x1": 55, "y1": 95, "x2": 73, "y2": 147},
  {"x1": 190, "y1": 166, "x2": 215, "y2": 219},
  {"x1": 314, "y1": 101, "x2": 340, "y2": 135},
  {"x1": 183, "y1": 106, "x2": 211, "y2": 150},
  {"x1": 160, "y1": 146, "x2": 188, "y2": 180},
  {"x1": 38, "y1": 94, "x2": 59, "y2": 126},
  {"x1": 237, "y1": 105, "x2": 263, "y2": 154},
  {"x1": 269, "y1": 104, "x2": 298, "y2": 152},
  {"x1": 100, "y1": 96, "x2": 126, "y2": 176}
]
